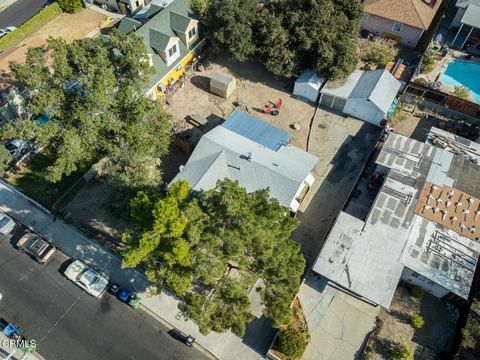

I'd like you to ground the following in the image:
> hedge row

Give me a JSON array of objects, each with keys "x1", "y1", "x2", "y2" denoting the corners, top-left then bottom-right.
[{"x1": 0, "y1": 2, "x2": 62, "y2": 51}]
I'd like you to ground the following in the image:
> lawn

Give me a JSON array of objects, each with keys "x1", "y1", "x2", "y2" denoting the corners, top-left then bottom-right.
[{"x1": 7, "y1": 153, "x2": 87, "y2": 208}]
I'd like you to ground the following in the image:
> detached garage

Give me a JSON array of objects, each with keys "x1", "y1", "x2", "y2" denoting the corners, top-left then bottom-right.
[
  {"x1": 293, "y1": 71, "x2": 323, "y2": 103},
  {"x1": 319, "y1": 69, "x2": 401, "y2": 126}
]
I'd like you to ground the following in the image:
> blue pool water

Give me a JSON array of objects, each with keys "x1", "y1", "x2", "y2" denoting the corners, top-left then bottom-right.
[{"x1": 440, "y1": 61, "x2": 480, "y2": 104}]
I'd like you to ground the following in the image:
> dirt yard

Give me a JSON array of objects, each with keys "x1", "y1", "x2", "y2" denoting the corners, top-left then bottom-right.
[
  {"x1": 369, "y1": 284, "x2": 458, "y2": 359},
  {"x1": 164, "y1": 53, "x2": 317, "y2": 150},
  {"x1": 0, "y1": 8, "x2": 106, "y2": 76}
]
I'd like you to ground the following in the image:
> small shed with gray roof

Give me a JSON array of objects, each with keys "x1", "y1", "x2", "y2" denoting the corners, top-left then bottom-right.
[
  {"x1": 209, "y1": 72, "x2": 236, "y2": 99},
  {"x1": 319, "y1": 69, "x2": 401, "y2": 126}
]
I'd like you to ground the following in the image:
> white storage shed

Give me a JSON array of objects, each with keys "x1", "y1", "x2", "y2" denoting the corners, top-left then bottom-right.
[{"x1": 293, "y1": 71, "x2": 323, "y2": 103}]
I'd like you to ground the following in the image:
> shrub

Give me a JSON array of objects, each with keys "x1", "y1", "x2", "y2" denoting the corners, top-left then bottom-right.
[
  {"x1": 373, "y1": 316, "x2": 384, "y2": 336},
  {"x1": 414, "y1": 77, "x2": 428, "y2": 86},
  {"x1": 410, "y1": 314, "x2": 425, "y2": 329},
  {"x1": 57, "y1": 0, "x2": 84, "y2": 13},
  {"x1": 391, "y1": 106, "x2": 409, "y2": 122},
  {"x1": 0, "y1": 146, "x2": 12, "y2": 177},
  {"x1": 410, "y1": 285, "x2": 423, "y2": 299},
  {"x1": 0, "y1": 3, "x2": 62, "y2": 50},
  {"x1": 391, "y1": 343, "x2": 414, "y2": 360},
  {"x1": 420, "y1": 53, "x2": 435, "y2": 74},
  {"x1": 453, "y1": 86, "x2": 471, "y2": 100},
  {"x1": 360, "y1": 40, "x2": 397, "y2": 67},
  {"x1": 279, "y1": 327, "x2": 307, "y2": 360}
]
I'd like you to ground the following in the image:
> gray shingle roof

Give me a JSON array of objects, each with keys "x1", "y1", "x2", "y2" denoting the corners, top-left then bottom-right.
[
  {"x1": 170, "y1": 123, "x2": 318, "y2": 209},
  {"x1": 170, "y1": 11, "x2": 193, "y2": 33},
  {"x1": 149, "y1": 28, "x2": 171, "y2": 52},
  {"x1": 117, "y1": 18, "x2": 142, "y2": 34}
]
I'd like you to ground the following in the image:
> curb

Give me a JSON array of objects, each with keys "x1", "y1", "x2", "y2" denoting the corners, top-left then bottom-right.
[{"x1": 139, "y1": 303, "x2": 219, "y2": 360}]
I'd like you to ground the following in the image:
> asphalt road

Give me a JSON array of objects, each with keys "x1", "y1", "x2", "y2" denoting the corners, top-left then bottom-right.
[
  {"x1": 0, "y1": 229, "x2": 209, "y2": 360},
  {"x1": 0, "y1": 0, "x2": 47, "y2": 28}
]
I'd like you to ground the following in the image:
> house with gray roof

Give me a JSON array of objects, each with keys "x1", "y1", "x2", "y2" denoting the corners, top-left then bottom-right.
[
  {"x1": 312, "y1": 131, "x2": 480, "y2": 308},
  {"x1": 170, "y1": 111, "x2": 319, "y2": 213},
  {"x1": 319, "y1": 69, "x2": 401, "y2": 126},
  {"x1": 116, "y1": 0, "x2": 205, "y2": 97}
]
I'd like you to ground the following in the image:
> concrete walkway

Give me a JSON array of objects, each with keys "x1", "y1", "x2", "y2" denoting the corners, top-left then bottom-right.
[{"x1": 0, "y1": 180, "x2": 263, "y2": 360}]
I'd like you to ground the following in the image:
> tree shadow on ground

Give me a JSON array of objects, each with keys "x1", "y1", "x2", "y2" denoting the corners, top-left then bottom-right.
[
  {"x1": 389, "y1": 309, "x2": 411, "y2": 325},
  {"x1": 207, "y1": 53, "x2": 292, "y2": 93},
  {"x1": 372, "y1": 337, "x2": 395, "y2": 358}
]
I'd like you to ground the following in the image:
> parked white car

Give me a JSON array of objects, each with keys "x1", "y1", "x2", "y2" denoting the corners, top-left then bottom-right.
[
  {"x1": 0, "y1": 26, "x2": 17, "y2": 38},
  {"x1": 0, "y1": 213, "x2": 15, "y2": 235},
  {"x1": 64, "y1": 260, "x2": 109, "y2": 298}
]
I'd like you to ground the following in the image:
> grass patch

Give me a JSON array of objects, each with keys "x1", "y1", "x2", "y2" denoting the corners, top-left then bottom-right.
[
  {"x1": 6, "y1": 153, "x2": 87, "y2": 207},
  {"x1": 0, "y1": 2, "x2": 62, "y2": 51}
]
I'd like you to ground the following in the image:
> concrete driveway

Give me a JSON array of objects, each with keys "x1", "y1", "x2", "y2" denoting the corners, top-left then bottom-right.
[
  {"x1": 293, "y1": 108, "x2": 380, "y2": 264},
  {"x1": 298, "y1": 272, "x2": 379, "y2": 360}
]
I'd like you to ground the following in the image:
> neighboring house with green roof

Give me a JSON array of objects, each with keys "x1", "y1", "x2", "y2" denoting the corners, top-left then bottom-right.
[{"x1": 117, "y1": 0, "x2": 206, "y2": 97}]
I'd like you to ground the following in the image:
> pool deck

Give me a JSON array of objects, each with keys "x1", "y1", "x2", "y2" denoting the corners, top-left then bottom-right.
[{"x1": 417, "y1": 49, "x2": 480, "y2": 104}]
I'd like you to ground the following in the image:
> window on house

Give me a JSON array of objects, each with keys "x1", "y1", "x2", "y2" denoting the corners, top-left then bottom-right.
[
  {"x1": 168, "y1": 44, "x2": 177, "y2": 58},
  {"x1": 392, "y1": 22, "x2": 402, "y2": 33},
  {"x1": 188, "y1": 26, "x2": 196, "y2": 40}
]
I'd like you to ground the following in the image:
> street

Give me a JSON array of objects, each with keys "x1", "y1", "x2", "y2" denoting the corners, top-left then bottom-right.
[
  {"x1": 0, "y1": 0, "x2": 46, "y2": 28},
  {"x1": 0, "y1": 229, "x2": 209, "y2": 360}
]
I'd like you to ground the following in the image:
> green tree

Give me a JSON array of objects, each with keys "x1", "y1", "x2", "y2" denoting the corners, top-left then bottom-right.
[
  {"x1": 57, "y1": 0, "x2": 84, "y2": 13},
  {"x1": 0, "y1": 146, "x2": 12, "y2": 177},
  {"x1": 391, "y1": 343, "x2": 414, "y2": 360},
  {"x1": 3, "y1": 31, "x2": 171, "y2": 189},
  {"x1": 420, "y1": 52, "x2": 435, "y2": 74},
  {"x1": 257, "y1": 0, "x2": 362, "y2": 79},
  {"x1": 190, "y1": 0, "x2": 208, "y2": 19},
  {"x1": 453, "y1": 86, "x2": 471, "y2": 100},
  {"x1": 361, "y1": 40, "x2": 397, "y2": 68},
  {"x1": 204, "y1": 0, "x2": 258, "y2": 61},
  {"x1": 122, "y1": 179, "x2": 306, "y2": 335}
]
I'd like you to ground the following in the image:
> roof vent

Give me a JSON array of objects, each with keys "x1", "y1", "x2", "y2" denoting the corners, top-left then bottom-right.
[
  {"x1": 179, "y1": 165, "x2": 185, "y2": 172},
  {"x1": 247, "y1": 152, "x2": 253, "y2": 162}
]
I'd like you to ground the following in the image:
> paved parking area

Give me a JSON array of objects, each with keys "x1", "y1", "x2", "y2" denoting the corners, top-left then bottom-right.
[
  {"x1": 292, "y1": 108, "x2": 380, "y2": 264},
  {"x1": 0, "y1": 227, "x2": 208, "y2": 360}
]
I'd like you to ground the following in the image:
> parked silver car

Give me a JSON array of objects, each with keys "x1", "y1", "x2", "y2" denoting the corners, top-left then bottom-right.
[
  {"x1": 64, "y1": 260, "x2": 109, "y2": 298},
  {"x1": 5, "y1": 139, "x2": 33, "y2": 160},
  {"x1": 0, "y1": 213, "x2": 15, "y2": 235}
]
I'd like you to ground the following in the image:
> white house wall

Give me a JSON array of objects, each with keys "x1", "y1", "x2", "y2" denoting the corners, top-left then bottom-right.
[
  {"x1": 343, "y1": 98, "x2": 384, "y2": 126},
  {"x1": 401, "y1": 267, "x2": 450, "y2": 298}
]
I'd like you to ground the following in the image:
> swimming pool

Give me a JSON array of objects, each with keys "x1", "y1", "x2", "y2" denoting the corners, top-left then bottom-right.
[{"x1": 440, "y1": 61, "x2": 480, "y2": 104}]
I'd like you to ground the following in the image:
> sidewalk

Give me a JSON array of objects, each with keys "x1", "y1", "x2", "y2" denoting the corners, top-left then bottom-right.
[{"x1": 0, "y1": 180, "x2": 264, "y2": 360}]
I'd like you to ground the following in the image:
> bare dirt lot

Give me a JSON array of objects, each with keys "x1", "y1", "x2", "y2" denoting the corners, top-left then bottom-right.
[
  {"x1": 0, "y1": 8, "x2": 105, "y2": 76},
  {"x1": 370, "y1": 284, "x2": 458, "y2": 359},
  {"x1": 164, "y1": 53, "x2": 317, "y2": 150}
]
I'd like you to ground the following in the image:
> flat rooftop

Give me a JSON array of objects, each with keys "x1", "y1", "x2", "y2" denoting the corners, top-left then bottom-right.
[{"x1": 313, "y1": 131, "x2": 480, "y2": 307}]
